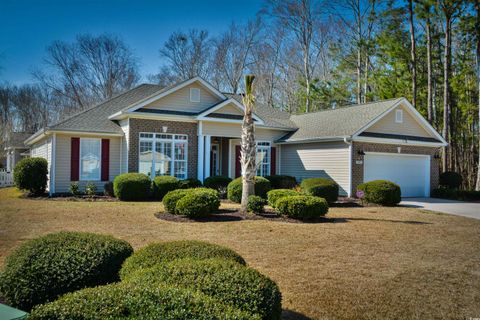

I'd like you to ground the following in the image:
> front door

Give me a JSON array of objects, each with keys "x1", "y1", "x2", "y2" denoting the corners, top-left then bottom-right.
[{"x1": 210, "y1": 144, "x2": 220, "y2": 176}]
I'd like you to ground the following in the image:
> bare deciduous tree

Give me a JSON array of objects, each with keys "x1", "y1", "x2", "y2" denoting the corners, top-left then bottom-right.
[
  {"x1": 34, "y1": 34, "x2": 140, "y2": 113},
  {"x1": 158, "y1": 29, "x2": 212, "y2": 83}
]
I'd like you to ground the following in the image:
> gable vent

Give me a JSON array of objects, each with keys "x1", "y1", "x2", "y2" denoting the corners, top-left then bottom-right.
[
  {"x1": 395, "y1": 109, "x2": 403, "y2": 123},
  {"x1": 190, "y1": 88, "x2": 201, "y2": 102}
]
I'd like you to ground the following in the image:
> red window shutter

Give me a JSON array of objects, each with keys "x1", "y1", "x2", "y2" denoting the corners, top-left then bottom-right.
[
  {"x1": 270, "y1": 147, "x2": 276, "y2": 175},
  {"x1": 101, "y1": 139, "x2": 110, "y2": 181},
  {"x1": 71, "y1": 138, "x2": 80, "y2": 181},
  {"x1": 235, "y1": 145, "x2": 241, "y2": 178}
]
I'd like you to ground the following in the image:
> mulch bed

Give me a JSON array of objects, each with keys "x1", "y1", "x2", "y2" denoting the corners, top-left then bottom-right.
[
  {"x1": 155, "y1": 208, "x2": 348, "y2": 224},
  {"x1": 21, "y1": 193, "x2": 119, "y2": 202}
]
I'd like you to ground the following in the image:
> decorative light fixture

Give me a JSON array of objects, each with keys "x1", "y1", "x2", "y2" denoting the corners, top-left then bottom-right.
[
  {"x1": 397, "y1": 147, "x2": 402, "y2": 153},
  {"x1": 434, "y1": 153, "x2": 440, "y2": 159},
  {"x1": 357, "y1": 150, "x2": 365, "y2": 156},
  {"x1": 162, "y1": 126, "x2": 168, "y2": 133}
]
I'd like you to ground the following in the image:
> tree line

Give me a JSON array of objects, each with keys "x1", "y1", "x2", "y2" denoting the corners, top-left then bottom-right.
[{"x1": 1, "y1": 0, "x2": 479, "y2": 190}]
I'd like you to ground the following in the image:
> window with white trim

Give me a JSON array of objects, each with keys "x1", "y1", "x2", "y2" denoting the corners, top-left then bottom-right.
[
  {"x1": 256, "y1": 142, "x2": 271, "y2": 177},
  {"x1": 395, "y1": 109, "x2": 403, "y2": 123},
  {"x1": 80, "y1": 138, "x2": 101, "y2": 181},
  {"x1": 190, "y1": 88, "x2": 200, "y2": 102},
  {"x1": 138, "y1": 133, "x2": 188, "y2": 179}
]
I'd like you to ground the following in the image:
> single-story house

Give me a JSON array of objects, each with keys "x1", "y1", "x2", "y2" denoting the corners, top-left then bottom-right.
[
  {"x1": 24, "y1": 77, "x2": 447, "y2": 197},
  {"x1": 3, "y1": 132, "x2": 32, "y2": 172}
]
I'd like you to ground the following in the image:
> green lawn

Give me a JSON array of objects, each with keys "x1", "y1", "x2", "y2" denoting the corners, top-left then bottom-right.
[{"x1": 0, "y1": 187, "x2": 479, "y2": 319}]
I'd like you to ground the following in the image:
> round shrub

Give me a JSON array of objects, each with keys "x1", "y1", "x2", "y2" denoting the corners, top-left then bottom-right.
[
  {"x1": 113, "y1": 173, "x2": 151, "y2": 201},
  {"x1": 439, "y1": 171, "x2": 462, "y2": 189},
  {"x1": 175, "y1": 188, "x2": 220, "y2": 217},
  {"x1": 126, "y1": 258, "x2": 282, "y2": 320},
  {"x1": 300, "y1": 178, "x2": 339, "y2": 204},
  {"x1": 13, "y1": 157, "x2": 48, "y2": 195},
  {"x1": 267, "y1": 189, "x2": 299, "y2": 208},
  {"x1": 178, "y1": 178, "x2": 203, "y2": 189},
  {"x1": 356, "y1": 180, "x2": 401, "y2": 206},
  {"x1": 163, "y1": 189, "x2": 191, "y2": 213},
  {"x1": 152, "y1": 175, "x2": 179, "y2": 200},
  {"x1": 204, "y1": 175, "x2": 232, "y2": 198},
  {"x1": 0, "y1": 231, "x2": 133, "y2": 311},
  {"x1": 276, "y1": 195, "x2": 328, "y2": 219},
  {"x1": 265, "y1": 175, "x2": 297, "y2": 189},
  {"x1": 29, "y1": 282, "x2": 256, "y2": 320},
  {"x1": 247, "y1": 195, "x2": 266, "y2": 213},
  {"x1": 227, "y1": 176, "x2": 272, "y2": 203},
  {"x1": 120, "y1": 240, "x2": 246, "y2": 279}
]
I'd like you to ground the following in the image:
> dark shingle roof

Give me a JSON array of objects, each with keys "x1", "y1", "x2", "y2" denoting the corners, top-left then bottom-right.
[
  {"x1": 277, "y1": 98, "x2": 404, "y2": 142},
  {"x1": 50, "y1": 84, "x2": 163, "y2": 134}
]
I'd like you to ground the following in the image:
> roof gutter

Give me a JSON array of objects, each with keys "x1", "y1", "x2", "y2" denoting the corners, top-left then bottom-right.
[
  {"x1": 275, "y1": 136, "x2": 350, "y2": 145},
  {"x1": 25, "y1": 129, "x2": 123, "y2": 146}
]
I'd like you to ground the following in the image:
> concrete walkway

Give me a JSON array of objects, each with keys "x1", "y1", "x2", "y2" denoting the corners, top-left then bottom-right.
[{"x1": 401, "y1": 197, "x2": 480, "y2": 220}]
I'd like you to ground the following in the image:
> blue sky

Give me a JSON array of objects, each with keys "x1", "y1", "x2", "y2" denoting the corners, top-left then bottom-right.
[{"x1": 0, "y1": 0, "x2": 263, "y2": 85}]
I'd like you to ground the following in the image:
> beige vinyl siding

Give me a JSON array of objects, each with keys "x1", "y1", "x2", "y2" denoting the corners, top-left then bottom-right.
[
  {"x1": 214, "y1": 103, "x2": 243, "y2": 115},
  {"x1": 30, "y1": 137, "x2": 53, "y2": 190},
  {"x1": 367, "y1": 104, "x2": 433, "y2": 138},
  {"x1": 202, "y1": 121, "x2": 288, "y2": 141},
  {"x1": 280, "y1": 141, "x2": 350, "y2": 196},
  {"x1": 143, "y1": 83, "x2": 222, "y2": 113},
  {"x1": 54, "y1": 134, "x2": 121, "y2": 193},
  {"x1": 119, "y1": 119, "x2": 129, "y2": 173}
]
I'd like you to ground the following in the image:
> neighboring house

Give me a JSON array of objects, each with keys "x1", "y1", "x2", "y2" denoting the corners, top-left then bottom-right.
[
  {"x1": 24, "y1": 77, "x2": 447, "y2": 197},
  {"x1": 4, "y1": 132, "x2": 32, "y2": 172}
]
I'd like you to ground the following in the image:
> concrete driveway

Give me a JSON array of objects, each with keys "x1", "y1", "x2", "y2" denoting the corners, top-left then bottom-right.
[{"x1": 401, "y1": 197, "x2": 480, "y2": 220}]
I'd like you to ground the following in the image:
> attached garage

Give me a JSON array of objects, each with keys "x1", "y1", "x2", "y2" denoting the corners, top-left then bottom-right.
[{"x1": 363, "y1": 153, "x2": 430, "y2": 197}]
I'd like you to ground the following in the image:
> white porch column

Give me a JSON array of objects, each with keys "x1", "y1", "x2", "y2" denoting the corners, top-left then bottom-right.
[
  {"x1": 197, "y1": 134, "x2": 205, "y2": 181},
  {"x1": 204, "y1": 135, "x2": 211, "y2": 178},
  {"x1": 197, "y1": 121, "x2": 205, "y2": 181}
]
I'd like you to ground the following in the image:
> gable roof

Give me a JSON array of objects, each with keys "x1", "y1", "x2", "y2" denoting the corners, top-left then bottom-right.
[{"x1": 278, "y1": 98, "x2": 425, "y2": 142}]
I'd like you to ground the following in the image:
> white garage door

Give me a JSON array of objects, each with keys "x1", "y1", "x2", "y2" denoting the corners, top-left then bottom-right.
[{"x1": 364, "y1": 153, "x2": 430, "y2": 197}]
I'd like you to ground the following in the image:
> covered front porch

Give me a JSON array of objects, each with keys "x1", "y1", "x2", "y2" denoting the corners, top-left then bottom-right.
[{"x1": 196, "y1": 134, "x2": 276, "y2": 182}]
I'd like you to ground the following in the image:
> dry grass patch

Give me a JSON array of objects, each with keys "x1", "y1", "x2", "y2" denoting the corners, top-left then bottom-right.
[{"x1": 0, "y1": 188, "x2": 479, "y2": 319}]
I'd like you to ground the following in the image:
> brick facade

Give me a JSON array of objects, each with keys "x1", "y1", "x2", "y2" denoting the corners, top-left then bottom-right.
[
  {"x1": 351, "y1": 142, "x2": 441, "y2": 196},
  {"x1": 128, "y1": 119, "x2": 198, "y2": 178}
]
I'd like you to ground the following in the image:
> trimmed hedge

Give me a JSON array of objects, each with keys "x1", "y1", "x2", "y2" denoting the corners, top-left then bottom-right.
[
  {"x1": 432, "y1": 187, "x2": 480, "y2": 201},
  {"x1": 163, "y1": 189, "x2": 191, "y2": 213},
  {"x1": 439, "y1": 171, "x2": 463, "y2": 189},
  {"x1": 29, "y1": 282, "x2": 256, "y2": 320},
  {"x1": 178, "y1": 178, "x2": 203, "y2": 189},
  {"x1": 0, "y1": 232, "x2": 133, "y2": 311},
  {"x1": 300, "y1": 178, "x2": 339, "y2": 204},
  {"x1": 276, "y1": 195, "x2": 328, "y2": 219},
  {"x1": 357, "y1": 180, "x2": 401, "y2": 206},
  {"x1": 267, "y1": 189, "x2": 299, "y2": 208},
  {"x1": 13, "y1": 157, "x2": 48, "y2": 195},
  {"x1": 204, "y1": 176, "x2": 232, "y2": 198},
  {"x1": 113, "y1": 173, "x2": 151, "y2": 201},
  {"x1": 120, "y1": 240, "x2": 246, "y2": 279},
  {"x1": 247, "y1": 195, "x2": 266, "y2": 213},
  {"x1": 176, "y1": 188, "x2": 220, "y2": 217},
  {"x1": 126, "y1": 258, "x2": 282, "y2": 320},
  {"x1": 152, "y1": 176, "x2": 179, "y2": 200},
  {"x1": 265, "y1": 175, "x2": 297, "y2": 189},
  {"x1": 227, "y1": 176, "x2": 272, "y2": 203}
]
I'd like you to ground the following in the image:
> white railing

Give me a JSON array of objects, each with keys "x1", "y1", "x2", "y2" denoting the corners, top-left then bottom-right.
[{"x1": 0, "y1": 169, "x2": 14, "y2": 188}]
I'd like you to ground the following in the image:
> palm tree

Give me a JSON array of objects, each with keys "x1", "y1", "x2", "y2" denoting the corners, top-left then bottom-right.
[{"x1": 240, "y1": 74, "x2": 256, "y2": 212}]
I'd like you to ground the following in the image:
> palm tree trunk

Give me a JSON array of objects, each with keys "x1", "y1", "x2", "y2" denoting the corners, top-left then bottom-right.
[{"x1": 240, "y1": 75, "x2": 257, "y2": 212}]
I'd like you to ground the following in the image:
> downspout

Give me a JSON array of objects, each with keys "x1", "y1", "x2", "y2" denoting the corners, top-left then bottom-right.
[{"x1": 343, "y1": 137, "x2": 353, "y2": 197}]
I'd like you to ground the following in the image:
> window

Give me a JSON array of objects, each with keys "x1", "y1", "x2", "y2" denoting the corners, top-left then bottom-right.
[
  {"x1": 190, "y1": 88, "x2": 200, "y2": 102},
  {"x1": 138, "y1": 133, "x2": 188, "y2": 179},
  {"x1": 395, "y1": 109, "x2": 403, "y2": 123},
  {"x1": 80, "y1": 138, "x2": 101, "y2": 180},
  {"x1": 256, "y1": 142, "x2": 271, "y2": 177}
]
